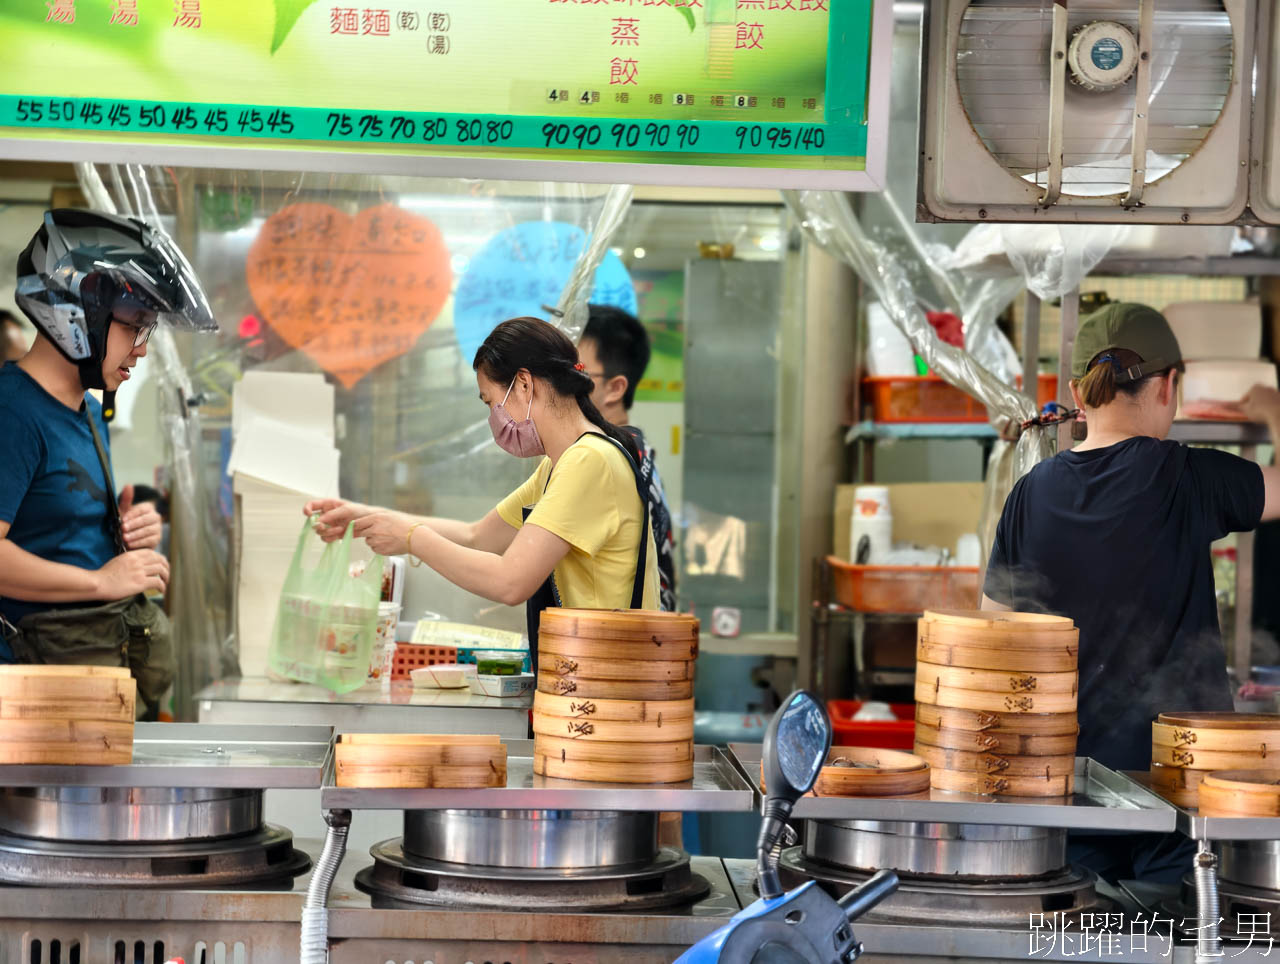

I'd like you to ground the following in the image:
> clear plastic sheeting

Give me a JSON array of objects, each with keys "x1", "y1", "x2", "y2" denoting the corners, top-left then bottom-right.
[
  {"x1": 999, "y1": 224, "x2": 1128, "y2": 301},
  {"x1": 783, "y1": 189, "x2": 1053, "y2": 564},
  {"x1": 74, "y1": 162, "x2": 636, "y2": 698}
]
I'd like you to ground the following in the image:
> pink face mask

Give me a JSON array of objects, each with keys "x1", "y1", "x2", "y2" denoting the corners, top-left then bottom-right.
[{"x1": 488, "y1": 377, "x2": 545, "y2": 458}]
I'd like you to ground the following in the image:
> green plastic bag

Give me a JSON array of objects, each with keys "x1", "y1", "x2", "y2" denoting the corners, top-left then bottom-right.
[{"x1": 268, "y1": 516, "x2": 385, "y2": 694}]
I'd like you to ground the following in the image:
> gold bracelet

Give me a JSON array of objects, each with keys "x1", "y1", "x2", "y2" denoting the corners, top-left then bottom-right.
[{"x1": 405, "y1": 522, "x2": 425, "y2": 567}]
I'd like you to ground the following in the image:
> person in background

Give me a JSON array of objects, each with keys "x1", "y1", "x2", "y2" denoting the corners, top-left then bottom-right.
[
  {"x1": 1, "y1": 310, "x2": 28, "y2": 363},
  {"x1": 578, "y1": 304, "x2": 677, "y2": 612},
  {"x1": 982, "y1": 302, "x2": 1280, "y2": 883}
]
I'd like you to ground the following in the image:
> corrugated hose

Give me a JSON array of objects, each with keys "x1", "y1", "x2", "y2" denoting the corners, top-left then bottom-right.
[{"x1": 300, "y1": 808, "x2": 351, "y2": 964}]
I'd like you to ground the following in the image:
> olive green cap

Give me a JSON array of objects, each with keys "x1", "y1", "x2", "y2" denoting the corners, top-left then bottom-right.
[{"x1": 1070, "y1": 302, "x2": 1182, "y2": 381}]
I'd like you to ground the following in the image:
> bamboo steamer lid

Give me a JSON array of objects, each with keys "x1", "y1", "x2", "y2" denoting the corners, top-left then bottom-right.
[
  {"x1": 532, "y1": 709, "x2": 694, "y2": 743},
  {"x1": 912, "y1": 742, "x2": 1075, "y2": 778},
  {"x1": 539, "y1": 608, "x2": 699, "y2": 642},
  {"x1": 922, "y1": 610, "x2": 1075, "y2": 631},
  {"x1": 0, "y1": 718, "x2": 134, "y2": 765},
  {"x1": 915, "y1": 661, "x2": 1078, "y2": 696},
  {"x1": 914, "y1": 722, "x2": 1077, "y2": 757},
  {"x1": 538, "y1": 652, "x2": 695, "y2": 683},
  {"x1": 1153, "y1": 721, "x2": 1280, "y2": 753},
  {"x1": 533, "y1": 691, "x2": 694, "y2": 723},
  {"x1": 1157, "y1": 712, "x2": 1280, "y2": 730},
  {"x1": 533, "y1": 751, "x2": 693, "y2": 784},
  {"x1": 1151, "y1": 744, "x2": 1280, "y2": 771},
  {"x1": 916, "y1": 639, "x2": 1078, "y2": 674},
  {"x1": 1198, "y1": 770, "x2": 1280, "y2": 817},
  {"x1": 930, "y1": 766, "x2": 1075, "y2": 797},
  {"x1": 915, "y1": 704, "x2": 1078, "y2": 736},
  {"x1": 540, "y1": 631, "x2": 698, "y2": 663},
  {"x1": 535, "y1": 734, "x2": 693, "y2": 765},
  {"x1": 760, "y1": 747, "x2": 931, "y2": 797},
  {"x1": 538, "y1": 676, "x2": 694, "y2": 701},
  {"x1": 919, "y1": 611, "x2": 1078, "y2": 652},
  {"x1": 915, "y1": 679, "x2": 1077, "y2": 715},
  {"x1": 333, "y1": 733, "x2": 506, "y2": 788}
]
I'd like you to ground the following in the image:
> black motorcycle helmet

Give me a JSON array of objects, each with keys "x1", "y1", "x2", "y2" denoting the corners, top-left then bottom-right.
[{"x1": 15, "y1": 209, "x2": 217, "y2": 391}]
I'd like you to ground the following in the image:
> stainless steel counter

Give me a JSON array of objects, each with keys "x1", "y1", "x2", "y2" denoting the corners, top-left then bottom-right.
[
  {"x1": 728, "y1": 745, "x2": 1176, "y2": 832},
  {"x1": 0, "y1": 723, "x2": 332, "y2": 788},
  {"x1": 196, "y1": 676, "x2": 532, "y2": 738},
  {"x1": 322, "y1": 741, "x2": 755, "y2": 812}
]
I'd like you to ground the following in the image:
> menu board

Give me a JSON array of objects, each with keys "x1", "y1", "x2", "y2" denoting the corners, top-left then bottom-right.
[{"x1": 0, "y1": 0, "x2": 890, "y2": 189}]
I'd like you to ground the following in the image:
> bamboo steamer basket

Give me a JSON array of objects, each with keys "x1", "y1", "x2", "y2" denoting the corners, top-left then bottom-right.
[
  {"x1": 1150, "y1": 761, "x2": 1207, "y2": 792},
  {"x1": 538, "y1": 652, "x2": 695, "y2": 683},
  {"x1": 1153, "y1": 720, "x2": 1280, "y2": 753},
  {"x1": 1198, "y1": 770, "x2": 1280, "y2": 817},
  {"x1": 532, "y1": 710, "x2": 694, "y2": 743},
  {"x1": 539, "y1": 608, "x2": 699, "y2": 643},
  {"x1": 914, "y1": 679, "x2": 1076, "y2": 715},
  {"x1": 334, "y1": 734, "x2": 506, "y2": 788},
  {"x1": 913, "y1": 723, "x2": 1077, "y2": 757},
  {"x1": 930, "y1": 767, "x2": 1074, "y2": 797},
  {"x1": 538, "y1": 675, "x2": 694, "y2": 701},
  {"x1": 532, "y1": 691, "x2": 694, "y2": 723},
  {"x1": 0, "y1": 666, "x2": 136, "y2": 764},
  {"x1": 915, "y1": 661, "x2": 1078, "y2": 696},
  {"x1": 540, "y1": 631, "x2": 697, "y2": 663},
  {"x1": 0, "y1": 665, "x2": 135, "y2": 725},
  {"x1": 533, "y1": 751, "x2": 693, "y2": 784},
  {"x1": 919, "y1": 610, "x2": 1078, "y2": 651},
  {"x1": 916, "y1": 639, "x2": 1078, "y2": 674},
  {"x1": 912, "y1": 742, "x2": 1074, "y2": 778},
  {"x1": 1151, "y1": 744, "x2": 1279, "y2": 771},
  {"x1": 914, "y1": 704, "x2": 1079, "y2": 736},
  {"x1": 536, "y1": 735, "x2": 693, "y2": 765},
  {"x1": 1159, "y1": 711, "x2": 1280, "y2": 730}
]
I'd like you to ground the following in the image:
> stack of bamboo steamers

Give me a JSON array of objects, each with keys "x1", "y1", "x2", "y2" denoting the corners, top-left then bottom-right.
[
  {"x1": 532, "y1": 608, "x2": 699, "y2": 783},
  {"x1": 1149, "y1": 712, "x2": 1280, "y2": 812},
  {"x1": 913, "y1": 610, "x2": 1079, "y2": 796},
  {"x1": 0, "y1": 665, "x2": 136, "y2": 765}
]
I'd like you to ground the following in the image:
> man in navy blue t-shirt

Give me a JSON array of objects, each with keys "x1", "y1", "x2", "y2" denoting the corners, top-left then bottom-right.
[{"x1": 0, "y1": 210, "x2": 216, "y2": 662}]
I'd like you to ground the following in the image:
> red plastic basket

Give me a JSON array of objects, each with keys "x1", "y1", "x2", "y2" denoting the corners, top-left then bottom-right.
[
  {"x1": 391, "y1": 644, "x2": 459, "y2": 681},
  {"x1": 863, "y1": 374, "x2": 1058, "y2": 424},
  {"x1": 828, "y1": 699, "x2": 916, "y2": 750},
  {"x1": 827, "y1": 557, "x2": 980, "y2": 613}
]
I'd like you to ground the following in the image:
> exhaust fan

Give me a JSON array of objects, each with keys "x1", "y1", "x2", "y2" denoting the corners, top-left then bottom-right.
[{"x1": 919, "y1": 0, "x2": 1252, "y2": 223}]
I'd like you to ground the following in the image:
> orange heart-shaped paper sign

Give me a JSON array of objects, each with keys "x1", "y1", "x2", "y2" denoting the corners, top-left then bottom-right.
[{"x1": 246, "y1": 203, "x2": 451, "y2": 388}]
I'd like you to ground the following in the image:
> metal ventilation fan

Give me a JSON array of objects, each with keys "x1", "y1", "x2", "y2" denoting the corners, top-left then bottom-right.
[
  {"x1": 1251, "y1": 0, "x2": 1280, "y2": 223},
  {"x1": 919, "y1": 0, "x2": 1253, "y2": 223}
]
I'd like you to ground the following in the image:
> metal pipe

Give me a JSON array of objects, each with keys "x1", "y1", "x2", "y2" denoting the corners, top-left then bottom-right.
[
  {"x1": 300, "y1": 808, "x2": 350, "y2": 964},
  {"x1": 1122, "y1": 0, "x2": 1154, "y2": 208},
  {"x1": 1039, "y1": 1, "x2": 1069, "y2": 208},
  {"x1": 1194, "y1": 839, "x2": 1222, "y2": 964}
]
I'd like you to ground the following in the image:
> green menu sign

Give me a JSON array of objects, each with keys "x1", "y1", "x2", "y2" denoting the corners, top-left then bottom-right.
[{"x1": 0, "y1": 0, "x2": 890, "y2": 189}]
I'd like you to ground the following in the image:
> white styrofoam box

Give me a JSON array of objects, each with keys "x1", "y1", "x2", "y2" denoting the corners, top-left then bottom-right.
[
  {"x1": 1182, "y1": 360, "x2": 1278, "y2": 403},
  {"x1": 865, "y1": 302, "x2": 917, "y2": 376},
  {"x1": 1163, "y1": 302, "x2": 1261, "y2": 361}
]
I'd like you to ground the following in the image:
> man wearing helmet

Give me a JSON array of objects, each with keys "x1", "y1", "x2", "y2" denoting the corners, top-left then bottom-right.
[{"x1": 0, "y1": 210, "x2": 216, "y2": 684}]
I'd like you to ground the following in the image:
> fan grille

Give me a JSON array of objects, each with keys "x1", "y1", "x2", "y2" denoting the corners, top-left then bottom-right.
[{"x1": 956, "y1": 0, "x2": 1232, "y2": 198}]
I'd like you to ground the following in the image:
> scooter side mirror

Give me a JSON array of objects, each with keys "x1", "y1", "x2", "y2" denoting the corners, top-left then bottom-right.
[{"x1": 756, "y1": 690, "x2": 831, "y2": 899}]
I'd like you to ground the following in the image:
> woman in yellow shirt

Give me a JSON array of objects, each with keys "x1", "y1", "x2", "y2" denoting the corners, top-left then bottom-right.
[{"x1": 305, "y1": 317, "x2": 659, "y2": 656}]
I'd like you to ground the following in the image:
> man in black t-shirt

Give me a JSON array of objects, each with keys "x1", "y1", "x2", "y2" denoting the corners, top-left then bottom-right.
[
  {"x1": 579, "y1": 304, "x2": 677, "y2": 611},
  {"x1": 984, "y1": 302, "x2": 1280, "y2": 881}
]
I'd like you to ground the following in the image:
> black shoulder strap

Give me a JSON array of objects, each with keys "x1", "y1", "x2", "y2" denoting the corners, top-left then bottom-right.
[
  {"x1": 84, "y1": 407, "x2": 126, "y2": 556},
  {"x1": 594, "y1": 433, "x2": 650, "y2": 611}
]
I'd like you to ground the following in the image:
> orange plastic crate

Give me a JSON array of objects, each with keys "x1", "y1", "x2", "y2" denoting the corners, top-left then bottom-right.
[
  {"x1": 391, "y1": 644, "x2": 459, "y2": 681},
  {"x1": 827, "y1": 557, "x2": 980, "y2": 613},
  {"x1": 863, "y1": 374, "x2": 1058, "y2": 424},
  {"x1": 828, "y1": 699, "x2": 916, "y2": 750}
]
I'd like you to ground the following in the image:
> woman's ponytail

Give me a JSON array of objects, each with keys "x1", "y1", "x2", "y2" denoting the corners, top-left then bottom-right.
[{"x1": 1076, "y1": 347, "x2": 1171, "y2": 409}]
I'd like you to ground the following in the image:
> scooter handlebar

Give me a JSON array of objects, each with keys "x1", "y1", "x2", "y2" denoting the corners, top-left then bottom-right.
[{"x1": 838, "y1": 868, "x2": 899, "y2": 923}]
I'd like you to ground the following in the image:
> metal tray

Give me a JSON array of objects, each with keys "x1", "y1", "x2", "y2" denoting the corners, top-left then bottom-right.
[
  {"x1": 1125, "y1": 771, "x2": 1280, "y2": 841},
  {"x1": 0, "y1": 722, "x2": 334, "y2": 789},
  {"x1": 321, "y1": 741, "x2": 754, "y2": 812},
  {"x1": 727, "y1": 744, "x2": 1176, "y2": 832}
]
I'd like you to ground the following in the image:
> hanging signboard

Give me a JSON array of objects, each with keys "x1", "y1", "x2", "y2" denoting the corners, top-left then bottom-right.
[{"x1": 0, "y1": 0, "x2": 890, "y2": 190}]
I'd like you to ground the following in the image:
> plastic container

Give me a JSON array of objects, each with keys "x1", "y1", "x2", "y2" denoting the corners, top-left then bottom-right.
[
  {"x1": 470, "y1": 672, "x2": 535, "y2": 698},
  {"x1": 828, "y1": 699, "x2": 916, "y2": 750},
  {"x1": 827, "y1": 556, "x2": 980, "y2": 613},
  {"x1": 368, "y1": 602, "x2": 401, "y2": 683},
  {"x1": 473, "y1": 650, "x2": 525, "y2": 676},
  {"x1": 411, "y1": 663, "x2": 476, "y2": 689},
  {"x1": 863, "y1": 374, "x2": 1057, "y2": 423},
  {"x1": 391, "y1": 644, "x2": 459, "y2": 681}
]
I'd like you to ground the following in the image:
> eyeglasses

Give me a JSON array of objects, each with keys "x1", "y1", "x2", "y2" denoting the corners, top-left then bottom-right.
[{"x1": 114, "y1": 318, "x2": 157, "y2": 348}]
